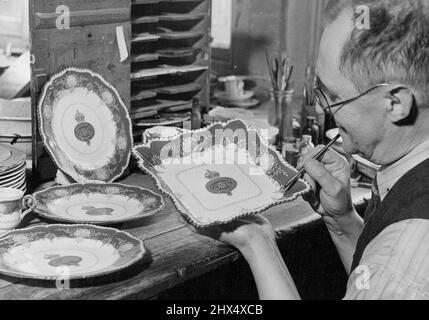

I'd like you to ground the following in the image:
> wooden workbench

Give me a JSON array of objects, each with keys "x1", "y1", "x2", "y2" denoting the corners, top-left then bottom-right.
[{"x1": 0, "y1": 172, "x2": 323, "y2": 300}]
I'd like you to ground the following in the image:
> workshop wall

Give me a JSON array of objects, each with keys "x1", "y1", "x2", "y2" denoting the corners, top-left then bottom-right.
[
  {"x1": 213, "y1": 0, "x2": 328, "y2": 98},
  {"x1": 0, "y1": 0, "x2": 30, "y2": 53}
]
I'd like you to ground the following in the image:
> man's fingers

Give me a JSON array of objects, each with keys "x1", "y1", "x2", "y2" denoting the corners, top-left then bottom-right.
[
  {"x1": 303, "y1": 173, "x2": 316, "y2": 191},
  {"x1": 303, "y1": 159, "x2": 343, "y2": 197}
]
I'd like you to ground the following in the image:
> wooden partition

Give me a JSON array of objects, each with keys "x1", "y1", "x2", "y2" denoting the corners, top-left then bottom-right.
[{"x1": 29, "y1": 0, "x2": 130, "y2": 181}]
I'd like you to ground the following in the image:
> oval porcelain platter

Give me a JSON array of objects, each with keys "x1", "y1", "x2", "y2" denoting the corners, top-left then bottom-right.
[
  {"x1": 132, "y1": 119, "x2": 310, "y2": 228},
  {"x1": 32, "y1": 183, "x2": 165, "y2": 225},
  {"x1": 37, "y1": 68, "x2": 133, "y2": 183},
  {"x1": 0, "y1": 224, "x2": 145, "y2": 280}
]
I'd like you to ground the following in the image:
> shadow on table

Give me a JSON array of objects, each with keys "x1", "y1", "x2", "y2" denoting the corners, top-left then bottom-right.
[{"x1": 157, "y1": 219, "x2": 348, "y2": 300}]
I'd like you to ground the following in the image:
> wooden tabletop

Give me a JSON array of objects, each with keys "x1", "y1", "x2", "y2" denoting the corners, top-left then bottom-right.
[{"x1": 0, "y1": 173, "x2": 319, "y2": 300}]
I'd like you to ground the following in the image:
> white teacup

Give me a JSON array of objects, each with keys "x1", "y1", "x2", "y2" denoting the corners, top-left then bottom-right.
[
  {"x1": 221, "y1": 76, "x2": 245, "y2": 100},
  {"x1": 0, "y1": 188, "x2": 36, "y2": 231}
]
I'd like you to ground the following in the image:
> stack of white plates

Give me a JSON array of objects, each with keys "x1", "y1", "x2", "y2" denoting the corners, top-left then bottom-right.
[{"x1": 0, "y1": 144, "x2": 27, "y2": 193}]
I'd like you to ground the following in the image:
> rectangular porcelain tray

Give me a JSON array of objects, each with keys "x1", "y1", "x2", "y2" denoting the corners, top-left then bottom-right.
[{"x1": 132, "y1": 120, "x2": 310, "y2": 227}]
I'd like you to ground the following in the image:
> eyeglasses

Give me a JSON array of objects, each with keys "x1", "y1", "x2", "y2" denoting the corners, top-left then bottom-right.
[{"x1": 313, "y1": 83, "x2": 389, "y2": 117}]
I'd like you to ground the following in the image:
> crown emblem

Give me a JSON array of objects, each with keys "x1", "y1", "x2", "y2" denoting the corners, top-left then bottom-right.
[
  {"x1": 204, "y1": 170, "x2": 221, "y2": 180},
  {"x1": 75, "y1": 110, "x2": 85, "y2": 123},
  {"x1": 74, "y1": 110, "x2": 95, "y2": 146},
  {"x1": 204, "y1": 170, "x2": 237, "y2": 196}
]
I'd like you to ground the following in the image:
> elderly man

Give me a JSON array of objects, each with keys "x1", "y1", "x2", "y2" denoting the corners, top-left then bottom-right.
[{"x1": 193, "y1": 0, "x2": 429, "y2": 300}]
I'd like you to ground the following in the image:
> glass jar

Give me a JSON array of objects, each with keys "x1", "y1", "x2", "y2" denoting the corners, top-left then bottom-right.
[{"x1": 270, "y1": 90, "x2": 294, "y2": 149}]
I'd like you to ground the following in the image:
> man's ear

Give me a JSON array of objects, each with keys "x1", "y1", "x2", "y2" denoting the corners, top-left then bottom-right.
[{"x1": 384, "y1": 86, "x2": 414, "y2": 123}]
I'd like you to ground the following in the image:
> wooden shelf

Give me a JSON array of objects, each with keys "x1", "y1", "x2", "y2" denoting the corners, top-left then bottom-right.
[
  {"x1": 154, "y1": 83, "x2": 202, "y2": 95},
  {"x1": 158, "y1": 13, "x2": 207, "y2": 21},
  {"x1": 131, "y1": 33, "x2": 160, "y2": 43},
  {"x1": 131, "y1": 64, "x2": 208, "y2": 80},
  {"x1": 132, "y1": 99, "x2": 190, "y2": 112},
  {"x1": 132, "y1": 16, "x2": 159, "y2": 24},
  {"x1": 161, "y1": 0, "x2": 204, "y2": 3},
  {"x1": 134, "y1": 112, "x2": 191, "y2": 127},
  {"x1": 131, "y1": 53, "x2": 160, "y2": 63},
  {"x1": 130, "y1": 109, "x2": 158, "y2": 120},
  {"x1": 131, "y1": 90, "x2": 158, "y2": 101},
  {"x1": 133, "y1": 0, "x2": 161, "y2": 4},
  {"x1": 130, "y1": 0, "x2": 211, "y2": 135},
  {"x1": 158, "y1": 30, "x2": 204, "y2": 40}
]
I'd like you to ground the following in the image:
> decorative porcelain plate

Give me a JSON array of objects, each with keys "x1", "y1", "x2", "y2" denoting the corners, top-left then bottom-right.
[
  {"x1": 132, "y1": 120, "x2": 310, "y2": 227},
  {"x1": 0, "y1": 224, "x2": 145, "y2": 280},
  {"x1": 37, "y1": 68, "x2": 133, "y2": 183},
  {"x1": 32, "y1": 183, "x2": 165, "y2": 225}
]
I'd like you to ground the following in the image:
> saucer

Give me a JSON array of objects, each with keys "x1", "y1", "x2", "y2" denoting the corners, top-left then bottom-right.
[
  {"x1": 215, "y1": 90, "x2": 254, "y2": 103},
  {"x1": 219, "y1": 98, "x2": 260, "y2": 109}
]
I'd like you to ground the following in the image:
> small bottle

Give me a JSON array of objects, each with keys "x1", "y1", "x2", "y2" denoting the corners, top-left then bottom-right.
[
  {"x1": 191, "y1": 97, "x2": 201, "y2": 130},
  {"x1": 298, "y1": 135, "x2": 315, "y2": 163},
  {"x1": 292, "y1": 118, "x2": 302, "y2": 139},
  {"x1": 303, "y1": 116, "x2": 320, "y2": 145}
]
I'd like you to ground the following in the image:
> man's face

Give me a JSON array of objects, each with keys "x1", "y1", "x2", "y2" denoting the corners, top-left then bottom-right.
[{"x1": 316, "y1": 9, "x2": 387, "y2": 161}]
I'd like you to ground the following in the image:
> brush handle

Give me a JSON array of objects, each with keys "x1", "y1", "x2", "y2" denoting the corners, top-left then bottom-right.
[{"x1": 283, "y1": 134, "x2": 342, "y2": 192}]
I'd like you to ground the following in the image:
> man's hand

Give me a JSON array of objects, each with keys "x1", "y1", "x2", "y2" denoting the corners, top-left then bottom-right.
[
  {"x1": 184, "y1": 215, "x2": 276, "y2": 252},
  {"x1": 298, "y1": 145, "x2": 363, "y2": 273},
  {"x1": 183, "y1": 215, "x2": 301, "y2": 300},
  {"x1": 298, "y1": 145, "x2": 354, "y2": 223}
]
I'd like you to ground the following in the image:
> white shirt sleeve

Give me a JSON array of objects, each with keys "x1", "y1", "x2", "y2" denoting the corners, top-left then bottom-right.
[{"x1": 343, "y1": 219, "x2": 429, "y2": 300}]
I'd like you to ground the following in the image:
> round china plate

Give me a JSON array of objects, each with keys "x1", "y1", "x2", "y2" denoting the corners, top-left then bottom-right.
[
  {"x1": 0, "y1": 164, "x2": 26, "y2": 182},
  {"x1": 0, "y1": 171, "x2": 25, "y2": 187},
  {"x1": 2, "y1": 176, "x2": 26, "y2": 189},
  {"x1": 0, "y1": 224, "x2": 145, "y2": 280},
  {"x1": 0, "y1": 145, "x2": 26, "y2": 174},
  {"x1": 222, "y1": 98, "x2": 260, "y2": 109},
  {"x1": 33, "y1": 183, "x2": 165, "y2": 225},
  {"x1": 0, "y1": 161, "x2": 26, "y2": 177},
  {"x1": 37, "y1": 68, "x2": 133, "y2": 183}
]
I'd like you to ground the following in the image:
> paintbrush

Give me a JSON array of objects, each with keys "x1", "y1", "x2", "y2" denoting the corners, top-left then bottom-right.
[
  {"x1": 283, "y1": 133, "x2": 342, "y2": 192},
  {"x1": 265, "y1": 50, "x2": 277, "y2": 90},
  {"x1": 285, "y1": 65, "x2": 293, "y2": 91}
]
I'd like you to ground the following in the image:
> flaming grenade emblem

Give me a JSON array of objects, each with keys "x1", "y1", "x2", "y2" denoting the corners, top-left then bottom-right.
[
  {"x1": 204, "y1": 170, "x2": 237, "y2": 196},
  {"x1": 74, "y1": 111, "x2": 95, "y2": 146}
]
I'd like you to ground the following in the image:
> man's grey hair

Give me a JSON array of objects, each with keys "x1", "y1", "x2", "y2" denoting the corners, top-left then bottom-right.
[{"x1": 325, "y1": 0, "x2": 429, "y2": 108}]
